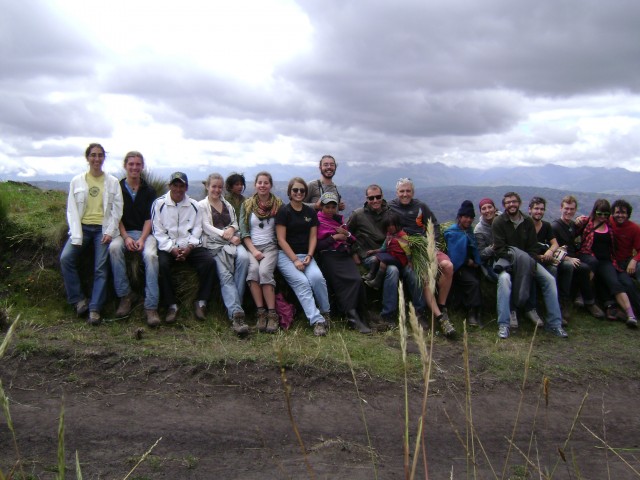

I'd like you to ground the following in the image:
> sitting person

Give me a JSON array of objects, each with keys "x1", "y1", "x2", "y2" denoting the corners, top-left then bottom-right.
[
  {"x1": 610, "y1": 199, "x2": 640, "y2": 283},
  {"x1": 577, "y1": 199, "x2": 638, "y2": 327},
  {"x1": 199, "y1": 173, "x2": 250, "y2": 336},
  {"x1": 444, "y1": 200, "x2": 483, "y2": 326},
  {"x1": 316, "y1": 192, "x2": 371, "y2": 334},
  {"x1": 363, "y1": 213, "x2": 411, "y2": 290},
  {"x1": 152, "y1": 172, "x2": 217, "y2": 323},
  {"x1": 276, "y1": 177, "x2": 331, "y2": 336},
  {"x1": 239, "y1": 172, "x2": 283, "y2": 333},
  {"x1": 60, "y1": 143, "x2": 123, "y2": 326},
  {"x1": 224, "y1": 172, "x2": 246, "y2": 219}
]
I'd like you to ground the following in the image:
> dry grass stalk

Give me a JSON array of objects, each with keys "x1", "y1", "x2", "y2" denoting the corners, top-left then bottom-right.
[
  {"x1": 277, "y1": 350, "x2": 316, "y2": 480},
  {"x1": 549, "y1": 390, "x2": 589, "y2": 477},
  {"x1": 462, "y1": 322, "x2": 478, "y2": 478},
  {"x1": 75, "y1": 450, "x2": 83, "y2": 480},
  {"x1": 57, "y1": 401, "x2": 65, "y2": 480},
  {"x1": 339, "y1": 334, "x2": 379, "y2": 479},
  {"x1": 581, "y1": 423, "x2": 640, "y2": 477},
  {"x1": 122, "y1": 436, "x2": 163, "y2": 480}
]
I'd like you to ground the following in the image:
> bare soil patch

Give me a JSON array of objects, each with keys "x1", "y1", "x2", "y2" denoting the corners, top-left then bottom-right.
[{"x1": 1, "y1": 348, "x2": 639, "y2": 479}]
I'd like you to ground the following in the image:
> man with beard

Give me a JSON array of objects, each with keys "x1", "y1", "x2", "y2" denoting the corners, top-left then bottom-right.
[
  {"x1": 551, "y1": 195, "x2": 604, "y2": 319},
  {"x1": 305, "y1": 155, "x2": 346, "y2": 211},
  {"x1": 492, "y1": 192, "x2": 568, "y2": 339},
  {"x1": 610, "y1": 199, "x2": 640, "y2": 282}
]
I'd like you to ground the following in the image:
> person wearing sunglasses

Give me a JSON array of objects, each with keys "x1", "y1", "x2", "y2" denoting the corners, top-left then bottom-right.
[
  {"x1": 276, "y1": 177, "x2": 331, "y2": 336},
  {"x1": 577, "y1": 199, "x2": 638, "y2": 327},
  {"x1": 239, "y1": 172, "x2": 283, "y2": 333}
]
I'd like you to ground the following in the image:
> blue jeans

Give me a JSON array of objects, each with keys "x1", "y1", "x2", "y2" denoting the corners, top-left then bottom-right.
[
  {"x1": 277, "y1": 252, "x2": 330, "y2": 325},
  {"x1": 362, "y1": 258, "x2": 426, "y2": 315},
  {"x1": 109, "y1": 232, "x2": 159, "y2": 309},
  {"x1": 497, "y1": 272, "x2": 512, "y2": 326},
  {"x1": 60, "y1": 225, "x2": 110, "y2": 312},
  {"x1": 213, "y1": 247, "x2": 248, "y2": 319},
  {"x1": 532, "y1": 264, "x2": 562, "y2": 329}
]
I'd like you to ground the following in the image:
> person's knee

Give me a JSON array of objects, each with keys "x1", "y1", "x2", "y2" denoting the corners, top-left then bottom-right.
[
  {"x1": 439, "y1": 259, "x2": 453, "y2": 276},
  {"x1": 386, "y1": 265, "x2": 400, "y2": 282}
]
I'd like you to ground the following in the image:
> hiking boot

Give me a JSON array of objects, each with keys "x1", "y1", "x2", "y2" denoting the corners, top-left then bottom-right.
[
  {"x1": 560, "y1": 298, "x2": 571, "y2": 326},
  {"x1": 313, "y1": 321, "x2": 327, "y2": 337},
  {"x1": 524, "y1": 309, "x2": 544, "y2": 328},
  {"x1": 498, "y1": 324, "x2": 510, "y2": 339},
  {"x1": 437, "y1": 312, "x2": 456, "y2": 338},
  {"x1": 467, "y1": 308, "x2": 480, "y2": 327},
  {"x1": 165, "y1": 306, "x2": 178, "y2": 323},
  {"x1": 364, "y1": 270, "x2": 385, "y2": 290},
  {"x1": 87, "y1": 310, "x2": 101, "y2": 326},
  {"x1": 265, "y1": 311, "x2": 279, "y2": 334},
  {"x1": 145, "y1": 309, "x2": 161, "y2": 327},
  {"x1": 626, "y1": 316, "x2": 638, "y2": 328},
  {"x1": 509, "y1": 310, "x2": 519, "y2": 329},
  {"x1": 116, "y1": 292, "x2": 138, "y2": 318},
  {"x1": 321, "y1": 312, "x2": 332, "y2": 329},
  {"x1": 75, "y1": 298, "x2": 89, "y2": 316},
  {"x1": 193, "y1": 302, "x2": 206, "y2": 321},
  {"x1": 605, "y1": 305, "x2": 618, "y2": 321},
  {"x1": 232, "y1": 312, "x2": 250, "y2": 336},
  {"x1": 574, "y1": 294, "x2": 584, "y2": 308},
  {"x1": 546, "y1": 326, "x2": 569, "y2": 338},
  {"x1": 255, "y1": 308, "x2": 267, "y2": 332},
  {"x1": 586, "y1": 303, "x2": 605, "y2": 319}
]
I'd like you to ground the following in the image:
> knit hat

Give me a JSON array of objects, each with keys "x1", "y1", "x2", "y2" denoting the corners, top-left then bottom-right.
[
  {"x1": 478, "y1": 198, "x2": 494, "y2": 209},
  {"x1": 457, "y1": 200, "x2": 475, "y2": 218}
]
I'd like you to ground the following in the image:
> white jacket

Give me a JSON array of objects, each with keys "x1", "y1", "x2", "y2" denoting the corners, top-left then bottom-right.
[
  {"x1": 198, "y1": 197, "x2": 240, "y2": 251},
  {"x1": 66, "y1": 172, "x2": 123, "y2": 245},
  {"x1": 152, "y1": 192, "x2": 202, "y2": 252}
]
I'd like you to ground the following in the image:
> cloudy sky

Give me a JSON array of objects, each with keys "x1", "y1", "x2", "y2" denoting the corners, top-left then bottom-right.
[{"x1": 1, "y1": 0, "x2": 639, "y2": 181}]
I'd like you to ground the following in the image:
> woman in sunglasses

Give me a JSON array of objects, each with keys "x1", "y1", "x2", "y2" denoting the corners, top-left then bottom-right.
[
  {"x1": 577, "y1": 199, "x2": 638, "y2": 327},
  {"x1": 239, "y1": 172, "x2": 283, "y2": 333},
  {"x1": 276, "y1": 177, "x2": 331, "y2": 336}
]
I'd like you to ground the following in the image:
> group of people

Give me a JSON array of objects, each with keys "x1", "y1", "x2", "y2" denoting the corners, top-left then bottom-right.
[{"x1": 61, "y1": 144, "x2": 640, "y2": 340}]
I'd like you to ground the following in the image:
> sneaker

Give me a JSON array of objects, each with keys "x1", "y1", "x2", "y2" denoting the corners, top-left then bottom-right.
[
  {"x1": 193, "y1": 302, "x2": 206, "y2": 321},
  {"x1": 546, "y1": 326, "x2": 569, "y2": 338},
  {"x1": 509, "y1": 310, "x2": 519, "y2": 329},
  {"x1": 75, "y1": 298, "x2": 89, "y2": 316},
  {"x1": 437, "y1": 312, "x2": 456, "y2": 338},
  {"x1": 232, "y1": 312, "x2": 249, "y2": 335},
  {"x1": 116, "y1": 292, "x2": 138, "y2": 317},
  {"x1": 265, "y1": 311, "x2": 279, "y2": 334},
  {"x1": 617, "y1": 309, "x2": 629, "y2": 322},
  {"x1": 87, "y1": 310, "x2": 101, "y2": 326},
  {"x1": 313, "y1": 321, "x2": 327, "y2": 337},
  {"x1": 145, "y1": 309, "x2": 161, "y2": 327},
  {"x1": 165, "y1": 306, "x2": 178, "y2": 323},
  {"x1": 255, "y1": 308, "x2": 267, "y2": 332},
  {"x1": 586, "y1": 303, "x2": 605, "y2": 319},
  {"x1": 525, "y1": 310, "x2": 544, "y2": 328},
  {"x1": 626, "y1": 316, "x2": 638, "y2": 328},
  {"x1": 498, "y1": 324, "x2": 510, "y2": 339}
]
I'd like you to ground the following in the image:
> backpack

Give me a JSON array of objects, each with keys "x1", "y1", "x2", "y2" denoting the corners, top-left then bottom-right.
[{"x1": 275, "y1": 293, "x2": 296, "y2": 330}]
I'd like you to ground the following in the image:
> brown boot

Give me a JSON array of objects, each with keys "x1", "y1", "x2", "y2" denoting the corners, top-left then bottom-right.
[
  {"x1": 265, "y1": 310, "x2": 279, "y2": 333},
  {"x1": 145, "y1": 309, "x2": 161, "y2": 327},
  {"x1": 232, "y1": 311, "x2": 249, "y2": 336},
  {"x1": 255, "y1": 308, "x2": 267, "y2": 332},
  {"x1": 116, "y1": 292, "x2": 138, "y2": 317}
]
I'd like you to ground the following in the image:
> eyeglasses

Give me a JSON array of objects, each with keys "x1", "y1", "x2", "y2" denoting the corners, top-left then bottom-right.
[
  {"x1": 595, "y1": 211, "x2": 610, "y2": 217},
  {"x1": 367, "y1": 195, "x2": 382, "y2": 201},
  {"x1": 291, "y1": 188, "x2": 306, "y2": 194}
]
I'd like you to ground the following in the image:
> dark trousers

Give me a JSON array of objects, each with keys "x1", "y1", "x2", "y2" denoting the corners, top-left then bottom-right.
[
  {"x1": 453, "y1": 265, "x2": 482, "y2": 309},
  {"x1": 158, "y1": 248, "x2": 217, "y2": 306}
]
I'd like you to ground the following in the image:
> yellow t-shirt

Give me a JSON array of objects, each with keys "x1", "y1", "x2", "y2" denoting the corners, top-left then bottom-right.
[{"x1": 82, "y1": 173, "x2": 105, "y2": 225}]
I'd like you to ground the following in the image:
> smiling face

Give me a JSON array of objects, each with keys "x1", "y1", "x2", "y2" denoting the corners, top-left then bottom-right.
[
  {"x1": 503, "y1": 196, "x2": 520, "y2": 216},
  {"x1": 366, "y1": 186, "x2": 383, "y2": 212},
  {"x1": 124, "y1": 154, "x2": 143, "y2": 181},
  {"x1": 169, "y1": 180, "x2": 187, "y2": 203},
  {"x1": 321, "y1": 202, "x2": 338, "y2": 216},
  {"x1": 480, "y1": 203, "x2": 496, "y2": 223},
  {"x1": 207, "y1": 177, "x2": 224, "y2": 200},
  {"x1": 458, "y1": 215, "x2": 473, "y2": 230},
  {"x1": 255, "y1": 174, "x2": 272, "y2": 197},
  {"x1": 86, "y1": 146, "x2": 105, "y2": 174},
  {"x1": 529, "y1": 202, "x2": 546, "y2": 222},
  {"x1": 560, "y1": 201, "x2": 577, "y2": 223},
  {"x1": 396, "y1": 182, "x2": 414, "y2": 205},
  {"x1": 319, "y1": 156, "x2": 336, "y2": 180},
  {"x1": 289, "y1": 182, "x2": 306, "y2": 202},
  {"x1": 613, "y1": 206, "x2": 629, "y2": 225}
]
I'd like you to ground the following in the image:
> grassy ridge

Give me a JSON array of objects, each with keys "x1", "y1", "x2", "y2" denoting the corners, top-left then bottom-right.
[{"x1": 1, "y1": 180, "x2": 639, "y2": 386}]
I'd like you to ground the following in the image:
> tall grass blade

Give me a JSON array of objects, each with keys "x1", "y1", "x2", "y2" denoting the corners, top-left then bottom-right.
[
  {"x1": 75, "y1": 450, "x2": 83, "y2": 480},
  {"x1": 57, "y1": 400, "x2": 65, "y2": 480},
  {"x1": 581, "y1": 423, "x2": 640, "y2": 477},
  {"x1": 397, "y1": 282, "x2": 411, "y2": 478},
  {"x1": 339, "y1": 334, "x2": 378, "y2": 479},
  {"x1": 122, "y1": 437, "x2": 162, "y2": 480},
  {"x1": 549, "y1": 390, "x2": 589, "y2": 477}
]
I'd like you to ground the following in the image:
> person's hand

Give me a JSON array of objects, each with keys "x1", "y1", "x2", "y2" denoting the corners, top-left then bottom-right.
[
  {"x1": 294, "y1": 258, "x2": 305, "y2": 271},
  {"x1": 221, "y1": 227, "x2": 235, "y2": 241},
  {"x1": 253, "y1": 249, "x2": 265, "y2": 261},
  {"x1": 302, "y1": 254, "x2": 312, "y2": 266},
  {"x1": 101, "y1": 234, "x2": 112, "y2": 245},
  {"x1": 567, "y1": 257, "x2": 581, "y2": 268},
  {"x1": 133, "y1": 237, "x2": 146, "y2": 251},
  {"x1": 124, "y1": 236, "x2": 137, "y2": 251},
  {"x1": 628, "y1": 259, "x2": 637, "y2": 275},
  {"x1": 180, "y1": 244, "x2": 194, "y2": 259},
  {"x1": 542, "y1": 249, "x2": 554, "y2": 263},
  {"x1": 338, "y1": 201, "x2": 346, "y2": 211},
  {"x1": 171, "y1": 247, "x2": 182, "y2": 260},
  {"x1": 230, "y1": 236, "x2": 241, "y2": 246}
]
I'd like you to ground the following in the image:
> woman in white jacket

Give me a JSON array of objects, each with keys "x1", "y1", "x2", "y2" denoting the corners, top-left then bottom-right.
[
  {"x1": 199, "y1": 173, "x2": 250, "y2": 335},
  {"x1": 60, "y1": 143, "x2": 123, "y2": 325}
]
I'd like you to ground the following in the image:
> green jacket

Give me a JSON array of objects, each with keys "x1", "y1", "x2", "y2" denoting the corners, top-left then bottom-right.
[{"x1": 347, "y1": 200, "x2": 392, "y2": 260}]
